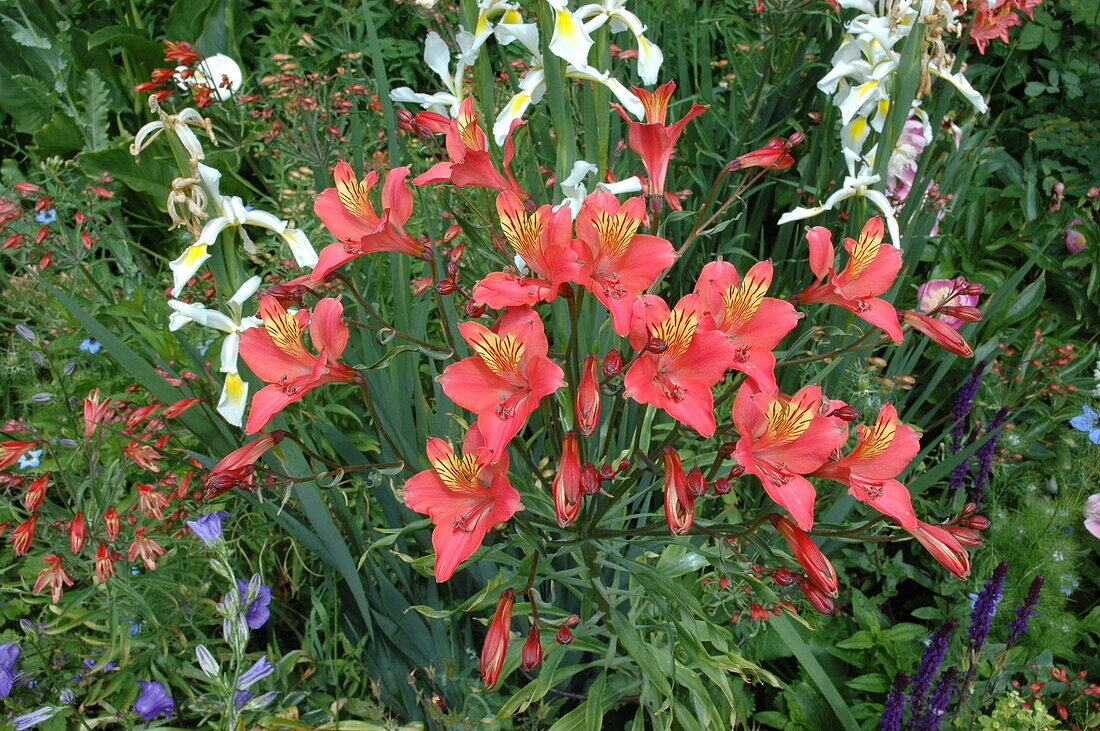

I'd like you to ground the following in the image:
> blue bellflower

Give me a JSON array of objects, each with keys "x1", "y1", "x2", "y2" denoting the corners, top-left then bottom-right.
[
  {"x1": 14, "y1": 706, "x2": 56, "y2": 730},
  {"x1": 237, "y1": 578, "x2": 272, "y2": 629},
  {"x1": 1, "y1": 643, "x2": 20, "y2": 698},
  {"x1": 134, "y1": 680, "x2": 175, "y2": 721},
  {"x1": 186, "y1": 511, "x2": 231, "y2": 547}
]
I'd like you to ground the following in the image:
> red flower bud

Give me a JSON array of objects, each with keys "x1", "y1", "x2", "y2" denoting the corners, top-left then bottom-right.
[
  {"x1": 663, "y1": 449, "x2": 694, "y2": 535},
  {"x1": 24, "y1": 473, "x2": 48, "y2": 512},
  {"x1": 645, "y1": 338, "x2": 668, "y2": 354},
  {"x1": 598, "y1": 464, "x2": 616, "y2": 481},
  {"x1": 520, "y1": 626, "x2": 542, "y2": 671},
  {"x1": 795, "y1": 575, "x2": 836, "y2": 615},
  {"x1": 464, "y1": 299, "x2": 486, "y2": 318},
  {"x1": 602, "y1": 349, "x2": 623, "y2": 377},
  {"x1": 770, "y1": 514, "x2": 838, "y2": 597},
  {"x1": 960, "y1": 502, "x2": 979, "y2": 517},
  {"x1": 727, "y1": 464, "x2": 746, "y2": 479},
  {"x1": 69, "y1": 511, "x2": 86, "y2": 554},
  {"x1": 434, "y1": 279, "x2": 457, "y2": 295},
  {"x1": 480, "y1": 589, "x2": 515, "y2": 688},
  {"x1": 828, "y1": 404, "x2": 860, "y2": 421},
  {"x1": 553, "y1": 433, "x2": 582, "y2": 527},
  {"x1": 902, "y1": 310, "x2": 974, "y2": 357},
  {"x1": 575, "y1": 355, "x2": 601, "y2": 437},
  {"x1": 749, "y1": 602, "x2": 772, "y2": 621},
  {"x1": 580, "y1": 462, "x2": 601, "y2": 496},
  {"x1": 104, "y1": 506, "x2": 120, "y2": 541},
  {"x1": 565, "y1": 614, "x2": 580, "y2": 627},
  {"x1": 686, "y1": 467, "x2": 707, "y2": 498},
  {"x1": 942, "y1": 525, "x2": 983, "y2": 547},
  {"x1": 907, "y1": 521, "x2": 971, "y2": 579},
  {"x1": 772, "y1": 567, "x2": 795, "y2": 586},
  {"x1": 939, "y1": 305, "x2": 983, "y2": 323},
  {"x1": 718, "y1": 441, "x2": 738, "y2": 460},
  {"x1": 11, "y1": 514, "x2": 37, "y2": 555},
  {"x1": 963, "y1": 515, "x2": 990, "y2": 530},
  {"x1": 712, "y1": 477, "x2": 732, "y2": 495},
  {"x1": 555, "y1": 627, "x2": 573, "y2": 645},
  {"x1": 94, "y1": 541, "x2": 116, "y2": 582}
]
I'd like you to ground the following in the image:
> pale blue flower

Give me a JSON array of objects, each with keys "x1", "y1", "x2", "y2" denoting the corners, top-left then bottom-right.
[
  {"x1": 17, "y1": 449, "x2": 42, "y2": 470},
  {"x1": 79, "y1": 338, "x2": 102, "y2": 355},
  {"x1": 1069, "y1": 405, "x2": 1100, "y2": 444},
  {"x1": 35, "y1": 209, "x2": 57, "y2": 225},
  {"x1": 14, "y1": 706, "x2": 56, "y2": 730}
]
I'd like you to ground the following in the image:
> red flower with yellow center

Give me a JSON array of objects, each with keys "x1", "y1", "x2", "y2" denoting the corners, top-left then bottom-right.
[{"x1": 403, "y1": 427, "x2": 522, "y2": 581}]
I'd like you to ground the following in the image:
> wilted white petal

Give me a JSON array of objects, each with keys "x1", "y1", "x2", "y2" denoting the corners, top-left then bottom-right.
[
  {"x1": 928, "y1": 63, "x2": 988, "y2": 113},
  {"x1": 229, "y1": 276, "x2": 263, "y2": 307},
  {"x1": 567, "y1": 64, "x2": 643, "y2": 118},
  {"x1": 861, "y1": 188, "x2": 901, "y2": 247},
  {"x1": 131, "y1": 121, "x2": 165, "y2": 157},
  {"x1": 597, "y1": 176, "x2": 645, "y2": 195},
  {"x1": 634, "y1": 35, "x2": 663, "y2": 85},
  {"x1": 423, "y1": 32, "x2": 451, "y2": 82},
  {"x1": 777, "y1": 205, "x2": 831, "y2": 226},
  {"x1": 167, "y1": 300, "x2": 236, "y2": 333}
]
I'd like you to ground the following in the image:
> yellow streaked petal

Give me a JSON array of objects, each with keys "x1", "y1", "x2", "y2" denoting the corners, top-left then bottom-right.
[{"x1": 467, "y1": 330, "x2": 524, "y2": 378}]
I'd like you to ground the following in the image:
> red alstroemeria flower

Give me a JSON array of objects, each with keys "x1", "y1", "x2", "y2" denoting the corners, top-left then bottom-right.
[
  {"x1": 204, "y1": 431, "x2": 288, "y2": 499},
  {"x1": 727, "y1": 133, "x2": 803, "y2": 172},
  {"x1": 128, "y1": 527, "x2": 166, "y2": 571},
  {"x1": 239, "y1": 296, "x2": 360, "y2": 434},
  {"x1": 907, "y1": 520, "x2": 971, "y2": 579},
  {"x1": 693, "y1": 259, "x2": 800, "y2": 393},
  {"x1": 413, "y1": 98, "x2": 526, "y2": 197},
  {"x1": 311, "y1": 163, "x2": 423, "y2": 281},
  {"x1": 33, "y1": 554, "x2": 73, "y2": 603},
  {"x1": 901, "y1": 310, "x2": 975, "y2": 357},
  {"x1": 812, "y1": 403, "x2": 921, "y2": 529},
  {"x1": 733, "y1": 382, "x2": 848, "y2": 530},
  {"x1": 623, "y1": 295, "x2": 735, "y2": 437},
  {"x1": 94, "y1": 542, "x2": 117, "y2": 583},
  {"x1": 612, "y1": 81, "x2": 707, "y2": 204},
  {"x1": 0, "y1": 440, "x2": 38, "y2": 470},
  {"x1": 439, "y1": 307, "x2": 566, "y2": 455},
  {"x1": 11, "y1": 515, "x2": 37, "y2": 556},
  {"x1": 471, "y1": 191, "x2": 580, "y2": 308},
  {"x1": 572, "y1": 192, "x2": 677, "y2": 335},
  {"x1": 796, "y1": 217, "x2": 904, "y2": 342},
  {"x1": 403, "y1": 427, "x2": 522, "y2": 581}
]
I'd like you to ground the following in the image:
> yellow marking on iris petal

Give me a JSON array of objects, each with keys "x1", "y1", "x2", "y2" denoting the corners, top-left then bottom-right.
[
  {"x1": 501, "y1": 9, "x2": 522, "y2": 23},
  {"x1": 499, "y1": 207, "x2": 544, "y2": 264},
  {"x1": 594, "y1": 211, "x2": 640, "y2": 259},
  {"x1": 653, "y1": 309, "x2": 697, "y2": 358},
  {"x1": 264, "y1": 307, "x2": 308, "y2": 358},
  {"x1": 432, "y1": 452, "x2": 482, "y2": 493},
  {"x1": 336, "y1": 173, "x2": 375, "y2": 221},
  {"x1": 468, "y1": 330, "x2": 524, "y2": 377},
  {"x1": 723, "y1": 273, "x2": 768, "y2": 329},
  {"x1": 764, "y1": 398, "x2": 814, "y2": 445},
  {"x1": 224, "y1": 373, "x2": 246, "y2": 401}
]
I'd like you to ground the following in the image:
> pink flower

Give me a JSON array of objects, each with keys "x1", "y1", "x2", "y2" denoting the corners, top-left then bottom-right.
[
  {"x1": 1085, "y1": 494, "x2": 1100, "y2": 540},
  {"x1": 886, "y1": 114, "x2": 930, "y2": 202},
  {"x1": 916, "y1": 279, "x2": 980, "y2": 330}
]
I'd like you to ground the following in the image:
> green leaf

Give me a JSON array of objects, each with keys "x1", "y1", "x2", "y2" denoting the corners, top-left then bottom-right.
[
  {"x1": 1, "y1": 15, "x2": 50, "y2": 49},
  {"x1": 78, "y1": 142, "x2": 175, "y2": 198},
  {"x1": 771, "y1": 615, "x2": 860, "y2": 731},
  {"x1": 0, "y1": 74, "x2": 56, "y2": 133},
  {"x1": 33, "y1": 111, "x2": 83, "y2": 154}
]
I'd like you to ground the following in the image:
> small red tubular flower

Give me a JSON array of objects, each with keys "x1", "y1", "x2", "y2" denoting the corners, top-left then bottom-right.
[
  {"x1": 0, "y1": 440, "x2": 38, "y2": 470},
  {"x1": 553, "y1": 432, "x2": 583, "y2": 528},
  {"x1": 796, "y1": 218, "x2": 904, "y2": 342},
  {"x1": 104, "y1": 506, "x2": 121, "y2": 541},
  {"x1": 239, "y1": 296, "x2": 360, "y2": 434},
  {"x1": 123, "y1": 441, "x2": 162, "y2": 472},
  {"x1": 11, "y1": 515, "x2": 38, "y2": 555},
  {"x1": 69, "y1": 512, "x2": 86, "y2": 555},
  {"x1": 907, "y1": 520, "x2": 971, "y2": 579},
  {"x1": 439, "y1": 307, "x2": 565, "y2": 455},
  {"x1": 942, "y1": 525, "x2": 983, "y2": 547},
  {"x1": 901, "y1": 310, "x2": 975, "y2": 357},
  {"x1": 84, "y1": 389, "x2": 112, "y2": 441},
  {"x1": 581, "y1": 462, "x2": 601, "y2": 495},
  {"x1": 624, "y1": 295, "x2": 736, "y2": 437},
  {"x1": 686, "y1": 467, "x2": 707, "y2": 498},
  {"x1": 24, "y1": 473, "x2": 48, "y2": 512},
  {"x1": 403, "y1": 427, "x2": 523, "y2": 581},
  {"x1": 520, "y1": 625, "x2": 542, "y2": 671},
  {"x1": 575, "y1": 355, "x2": 602, "y2": 437},
  {"x1": 204, "y1": 431, "x2": 288, "y2": 499},
  {"x1": 94, "y1": 542, "x2": 116, "y2": 582},
  {"x1": 136, "y1": 484, "x2": 170, "y2": 521},
  {"x1": 163, "y1": 40, "x2": 201, "y2": 66},
  {"x1": 128, "y1": 527, "x2": 166, "y2": 571},
  {"x1": 726, "y1": 134, "x2": 801, "y2": 172},
  {"x1": 663, "y1": 449, "x2": 695, "y2": 535},
  {"x1": 311, "y1": 163, "x2": 423, "y2": 280},
  {"x1": 33, "y1": 554, "x2": 74, "y2": 603},
  {"x1": 163, "y1": 397, "x2": 203, "y2": 418},
  {"x1": 481, "y1": 589, "x2": 515, "y2": 688},
  {"x1": 795, "y1": 575, "x2": 836, "y2": 615},
  {"x1": 770, "y1": 514, "x2": 838, "y2": 597},
  {"x1": 749, "y1": 602, "x2": 772, "y2": 622},
  {"x1": 612, "y1": 81, "x2": 708, "y2": 203}
]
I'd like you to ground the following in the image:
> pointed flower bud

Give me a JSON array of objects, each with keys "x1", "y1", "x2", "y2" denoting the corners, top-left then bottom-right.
[
  {"x1": 24, "y1": 474, "x2": 48, "y2": 512},
  {"x1": 712, "y1": 477, "x2": 732, "y2": 495},
  {"x1": 520, "y1": 626, "x2": 542, "y2": 671},
  {"x1": 795, "y1": 575, "x2": 836, "y2": 615},
  {"x1": 942, "y1": 525, "x2": 983, "y2": 547},
  {"x1": 902, "y1": 310, "x2": 974, "y2": 357},
  {"x1": 94, "y1": 542, "x2": 116, "y2": 582},
  {"x1": 555, "y1": 627, "x2": 573, "y2": 645},
  {"x1": 11, "y1": 515, "x2": 38, "y2": 555},
  {"x1": 575, "y1": 355, "x2": 602, "y2": 437},
  {"x1": 553, "y1": 433, "x2": 582, "y2": 527},
  {"x1": 907, "y1": 521, "x2": 971, "y2": 579},
  {"x1": 480, "y1": 589, "x2": 515, "y2": 688},
  {"x1": 663, "y1": 449, "x2": 695, "y2": 535},
  {"x1": 828, "y1": 404, "x2": 860, "y2": 421},
  {"x1": 770, "y1": 514, "x2": 838, "y2": 597},
  {"x1": 104, "y1": 506, "x2": 120, "y2": 541},
  {"x1": 69, "y1": 512, "x2": 86, "y2": 554}
]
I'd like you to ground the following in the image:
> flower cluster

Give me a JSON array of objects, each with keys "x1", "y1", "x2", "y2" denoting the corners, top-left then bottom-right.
[
  {"x1": 134, "y1": 40, "x2": 243, "y2": 107},
  {"x1": 959, "y1": 0, "x2": 1043, "y2": 54}
]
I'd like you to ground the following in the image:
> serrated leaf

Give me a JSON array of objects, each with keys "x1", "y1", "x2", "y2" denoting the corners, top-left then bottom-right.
[
  {"x1": 0, "y1": 74, "x2": 56, "y2": 133},
  {"x1": 2, "y1": 16, "x2": 50, "y2": 49},
  {"x1": 81, "y1": 70, "x2": 110, "y2": 151}
]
